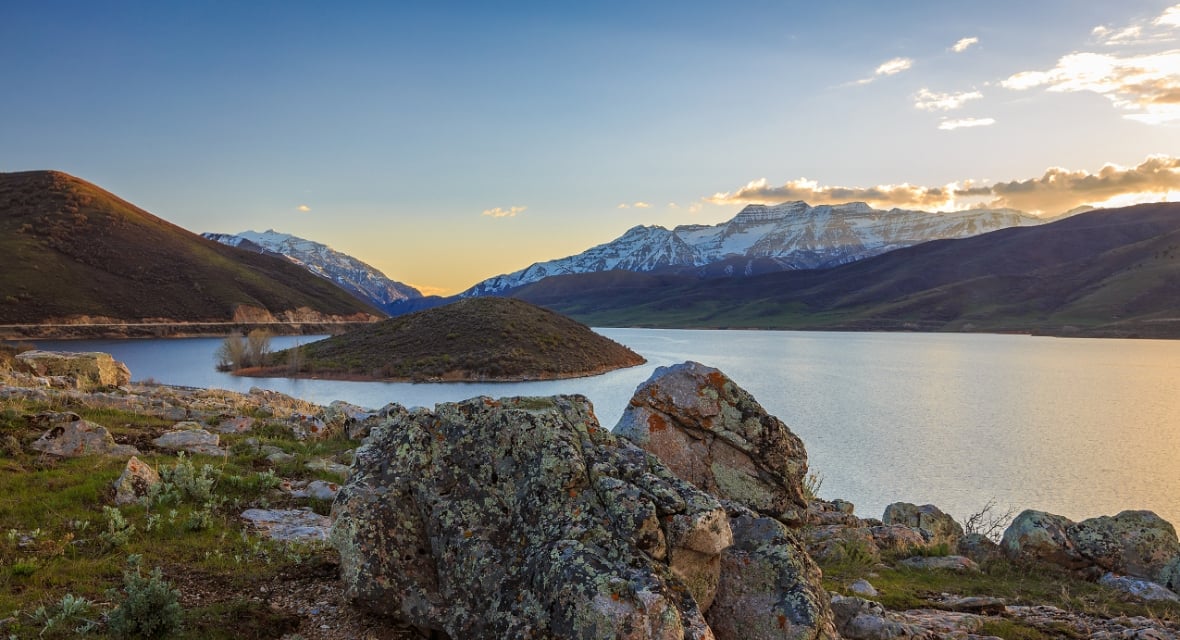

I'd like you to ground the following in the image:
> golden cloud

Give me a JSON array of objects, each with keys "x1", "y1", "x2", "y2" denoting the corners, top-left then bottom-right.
[
  {"x1": 951, "y1": 37, "x2": 979, "y2": 53},
  {"x1": 1002, "y1": 50, "x2": 1180, "y2": 124},
  {"x1": 482, "y1": 205, "x2": 526, "y2": 218},
  {"x1": 706, "y1": 155, "x2": 1180, "y2": 215},
  {"x1": 938, "y1": 117, "x2": 995, "y2": 130},
  {"x1": 914, "y1": 88, "x2": 983, "y2": 111},
  {"x1": 297, "y1": 204, "x2": 311, "y2": 212}
]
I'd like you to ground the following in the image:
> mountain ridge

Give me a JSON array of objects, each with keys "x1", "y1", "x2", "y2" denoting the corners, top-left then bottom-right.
[
  {"x1": 461, "y1": 200, "x2": 1049, "y2": 296},
  {"x1": 203, "y1": 229, "x2": 421, "y2": 313},
  {"x1": 0, "y1": 170, "x2": 383, "y2": 329},
  {"x1": 505, "y1": 202, "x2": 1180, "y2": 338}
]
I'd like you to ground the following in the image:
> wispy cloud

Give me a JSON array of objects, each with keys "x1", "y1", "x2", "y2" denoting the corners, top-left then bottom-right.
[
  {"x1": 1092, "y1": 3, "x2": 1180, "y2": 45},
  {"x1": 706, "y1": 155, "x2": 1180, "y2": 215},
  {"x1": 617, "y1": 201, "x2": 652, "y2": 209},
  {"x1": 1001, "y1": 50, "x2": 1180, "y2": 124},
  {"x1": 406, "y1": 283, "x2": 450, "y2": 297},
  {"x1": 297, "y1": 204, "x2": 311, "y2": 212},
  {"x1": 482, "y1": 205, "x2": 526, "y2": 218},
  {"x1": 938, "y1": 117, "x2": 996, "y2": 130},
  {"x1": 951, "y1": 37, "x2": 979, "y2": 53},
  {"x1": 854, "y1": 56, "x2": 914, "y2": 85},
  {"x1": 914, "y1": 88, "x2": 983, "y2": 111}
]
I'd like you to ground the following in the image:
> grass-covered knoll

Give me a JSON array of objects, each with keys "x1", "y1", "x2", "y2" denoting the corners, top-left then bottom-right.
[
  {"x1": 262, "y1": 297, "x2": 646, "y2": 381},
  {"x1": 0, "y1": 389, "x2": 382, "y2": 639},
  {"x1": 0, "y1": 170, "x2": 381, "y2": 324}
]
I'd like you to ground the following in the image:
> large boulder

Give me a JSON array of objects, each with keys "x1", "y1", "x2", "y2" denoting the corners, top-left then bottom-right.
[
  {"x1": 29, "y1": 418, "x2": 139, "y2": 458},
  {"x1": 332, "y1": 395, "x2": 729, "y2": 639},
  {"x1": 1001, "y1": 510, "x2": 1089, "y2": 569},
  {"x1": 615, "y1": 362, "x2": 809, "y2": 524},
  {"x1": 15, "y1": 351, "x2": 131, "y2": 389},
  {"x1": 707, "y1": 503, "x2": 838, "y2": 639},
  {"x1": 881, "y1": 502, "x2": 964, "y2": 547},
  {"x1": 1067, "y1": 511, "x2": 1180, "y2": 584}
]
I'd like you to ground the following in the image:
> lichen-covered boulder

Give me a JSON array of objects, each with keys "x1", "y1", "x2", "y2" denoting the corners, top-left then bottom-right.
[
  {"x1": 615, "y1": 361, "x2": 809, "y2": 524},
  {"x1": 29, "y1": 418, "x2": 139, "y2": 458},
  {"x1": 957, "y1": 533, "x2": 1003, "y2": 564},
  {"x1": 331, "y1": 395, "x2": 729, "y2": 639},
  {"x1": 113, "y1": 456, "x2": 160, "y2": 505},
  {"x1": 15, "y1": 350, "x2": 131, "y2": 389},
  {"x1": 707, "y1": 503, "x2": 837, "y2": 640},
  {"x1": 881, "y1": 502, "x2": 964, "y2": 546},
  {"x1": 1067, "y1": 511, "x2": 1180, "y2": 584},
  {"x1": 152, "y1": 424, "x2": 225, "y2": 457},
  {"x1": 1001, "y1": 510, "x2": 1090, "y2": 569}
]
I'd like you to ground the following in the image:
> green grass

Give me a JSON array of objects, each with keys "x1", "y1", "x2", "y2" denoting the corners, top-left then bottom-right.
[{"x1": 0, "y1": 392, "x2": 358, "y2": 638}]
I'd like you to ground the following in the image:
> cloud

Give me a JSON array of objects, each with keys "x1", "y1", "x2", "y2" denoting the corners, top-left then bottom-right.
[
  {"x1": 705, "y1": 155, "x2": 1180, "y2": 215},
  {"x1": 406, "y1": 283, "x2": 450, "y2": 297},
  {"x1": 617, "y1": 201, "x2": 652, "y2": 209},
  {"x1": 876, "y1": 57, "x2": 913, "y2": 76},
  {"x1": 1092, "y1": 3, "x2": 1180, "y2": 45},
  {"x1": 914, "y1": 88, "x2": 983, "y2": 111},
  {"x1": 297, "y1": 204, "x2": 311, "y2": 212},
  {"x1": 938, "y1": 117, "x2": 996, "y2": 130},
  {"x1": 1001, "y1": 50, "x2": 1180, "y2": 124},
  {"x1": 951, "y1": 37, "x2": 979, "y2": 53},
  {"x1": 482, "y1": 205, "x2": 526, "y2": 218},
  {"x1": 854, "y1": 57, "x2": 914, "y2": 85}
]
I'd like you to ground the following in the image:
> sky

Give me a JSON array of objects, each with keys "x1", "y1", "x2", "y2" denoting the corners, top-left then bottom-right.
[{"x1": 3, "y1": 1, "x2": 1180, "y2": 295}]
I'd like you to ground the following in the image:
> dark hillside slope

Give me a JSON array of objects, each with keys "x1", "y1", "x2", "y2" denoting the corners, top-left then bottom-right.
[
  {"x1": 273, "y1": 297, "x2": 645, "y2": 381},
  {"x1": 511, "y1": 203, "x2": 1180, "y2": 337},
  {"x1": 0, "y1": 171, "x2": 382, "y2": 324}
]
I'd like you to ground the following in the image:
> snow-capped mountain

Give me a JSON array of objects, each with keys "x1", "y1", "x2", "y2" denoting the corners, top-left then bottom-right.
[
  {"x1": 203, "y1": 230, "x2": 421, "y2": 311},
  {"x1": 462, "y1": 201, "x2": 1049, "y2": 296}
]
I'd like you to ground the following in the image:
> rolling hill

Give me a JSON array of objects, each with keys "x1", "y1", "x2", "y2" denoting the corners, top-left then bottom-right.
[
  {"x1": 265, "y1": 297, "x2": 646, "y2": 381},
  {"x1": 508, "y1": 203, "x2": 1180, "y2": 338},
  {"x1": 0, "y1": 171, "x2": 383, "y2": 327}
]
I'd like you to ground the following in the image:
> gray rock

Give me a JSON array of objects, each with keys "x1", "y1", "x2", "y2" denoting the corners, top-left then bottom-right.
[
  {"x1": 1068, "y1": 511, "x2": 1180, "y2": 584},
  {"x1": 213, "y1": 416, "x2": 255, "y2": 433},
  {"x1": 153, "y1": 425, "x2": 225, "y2": 456},
  {"x1": 331, "y1": 395, "x2": 746, "y2": 639},
  {"x1": 29, "y1": 419, "x2": 139, "y2": 458},
  {"x1": 615, "y1": 361, "x2": 811, "y2": 524},
  {"x1": 897, "y1": 555, "x2": 980, "y2": 572},
  {"x1": 937, "y1": 596, "x2": 1007, "y2": 614},
  {"x1": 113, "y1": 456, "x2": 159, "y2": 505},
  {"x1": 1098, "y1": 573, "x2": 1180, "y2": 602},
  {"x1": 829, "y1": 595, "x2": 927, "y2": 640},
  {"x1": 957, "y1": 532, "x2": 1003, "y2": 564},
  {"x1": 305, "y1": 458, "x2": 350, "y2": 478},
  {"x1": 707, "y1": 504, "x2": 837, "y2": 639},
  {"x1": 288, "y1": 479, "x2": 341, "y2": 501},
  {"x1": 882, "y1": 502, "x2": 964, "y2": 547},
  {"x1": 1001, "y1": 509, "x2": 1090, "y2": 569},
  {"x1": 241, "y1": 508, "x2": 330, "y2": 542},
  {"x1": 15, "y1": 351, "x2": 131, "y2": 389},
  {"x1": 848, "y1": 579, "x2": 878, "y2": 597},
  {"x1": 869, "y1": 524, "x2": 928, "y2": 554}
]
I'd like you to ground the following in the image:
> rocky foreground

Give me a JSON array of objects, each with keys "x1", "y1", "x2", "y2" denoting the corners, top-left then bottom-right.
[{"x1": 2, "y1": 351, "x2": 1179, "y2": 639}]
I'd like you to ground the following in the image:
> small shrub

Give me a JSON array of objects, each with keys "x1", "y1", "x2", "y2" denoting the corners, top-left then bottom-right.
[
  {"x1": 151, "y1": 452, "x2": 217, "y2": 505},
  {"x1": 106, "y1": 555, "x2": 183, "y2": 639},
  {"x1": 962, "y1": 498, "x2": 1017, "y2": 543},
  {"x1": 32, "y1": 592, "x2": 98, "y2": 637},
  {"x1": 100, "y1": 506, "x2": 136, "y2": 549},
  {"x1": 802, "y1": 471, "x2": 824, "y2": 501}
]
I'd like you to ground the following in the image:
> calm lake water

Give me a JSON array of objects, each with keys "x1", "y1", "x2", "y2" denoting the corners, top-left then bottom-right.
[{"x1": 29, "y1": 330, "x2": 1180, "y2": 528}]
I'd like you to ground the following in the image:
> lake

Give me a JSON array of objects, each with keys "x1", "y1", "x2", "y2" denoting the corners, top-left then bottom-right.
[{"x1": 28, "y1": 330, "x2": 1180, "y2": 528}]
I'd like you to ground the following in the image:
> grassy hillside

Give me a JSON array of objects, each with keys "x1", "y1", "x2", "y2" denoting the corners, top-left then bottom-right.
[
  {"x1": 0, "y1": 171, "x2": 382, "y2": 324},
  {"x1": 268, "y1": 297, "x2": 646, "y2": 381},
  {"x1": 511, "y1": 203, "x2": 1180, "y2": 338}
]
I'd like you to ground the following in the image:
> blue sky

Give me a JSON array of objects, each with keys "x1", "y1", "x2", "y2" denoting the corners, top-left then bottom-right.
[{"x1": 3, "y1": 1, "x2": 1179, "y2": 293}]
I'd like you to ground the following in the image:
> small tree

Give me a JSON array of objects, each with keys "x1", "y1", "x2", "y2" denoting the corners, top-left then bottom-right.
[
  {"x1": 245, "y1": 329, "x2": 272, "y2": 367},
  {"x1": 215, "y1": 333, "x2": 246, "y2": 371}
]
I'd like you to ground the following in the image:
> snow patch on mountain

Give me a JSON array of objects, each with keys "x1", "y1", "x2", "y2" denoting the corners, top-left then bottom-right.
[
  {"x1": 462, "y1": 201, "x2": 1049, "y2": 296},
  {"x1": 203, "y1": 230, "x2": 420, "y2": 310}
]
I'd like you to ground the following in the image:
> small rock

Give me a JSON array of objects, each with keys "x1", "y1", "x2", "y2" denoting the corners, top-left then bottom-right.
[
  {"x1": 848, "y1": 579, "x2": 878, "y2": 597},
  {"x1": 882, "y1": 502, "x2": 964, "y2": 546},
  {"x1": 267, "y1": 451, "x2": 297, "y2": 465},
  {"x1": 113, "y1": 456, "x2": 160, "y2": 505},
  {"x1": 153, "y1": 426, "x2": 225, "y2": 457},
  {"x1": 214, "y1": 416, "x2": 255, "y2": 434},
  {"x1": 938, "y1": 595, "x2": 1007, "y2": 614},
  {"x1": 241, "y1": 508, "x2": 330, "y2": 542},
  {"x1": 1099, "y1": 573, "x2": 1180, "y2": 602},
  {"x1": 898, "y1": 555, "x2": 980, "y2": 572},
  {"x1": 305, "y1": 458, "x2": 350, "y2": 478},
  {"x1": 289, "y1": 479, "x2": 340, "y2": 501},
  {"x1": 29, "y1": 419, "x2": 139, "y2": 458}
]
